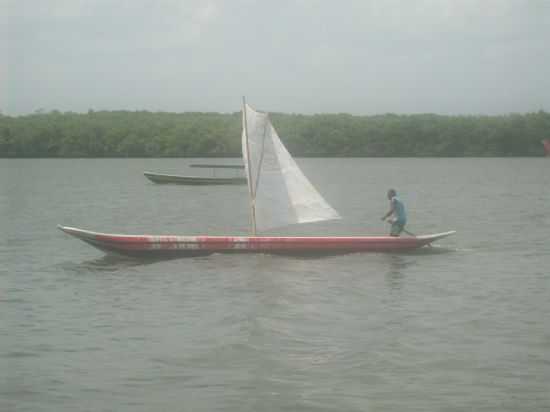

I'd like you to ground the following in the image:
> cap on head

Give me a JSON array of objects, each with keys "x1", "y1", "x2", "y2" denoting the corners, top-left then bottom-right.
[{"x1": 387, "y1": 189, "x2": 396, "y2": 198}]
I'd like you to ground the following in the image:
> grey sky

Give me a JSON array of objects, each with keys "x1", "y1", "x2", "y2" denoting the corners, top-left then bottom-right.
[{"x1": 2, "y1": 0, "x2": 550, "y2": 115}]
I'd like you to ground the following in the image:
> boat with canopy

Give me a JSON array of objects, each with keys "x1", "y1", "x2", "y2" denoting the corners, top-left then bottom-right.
[{"x1": 59, "y1": 100, "x2": 455, "y2": 257}]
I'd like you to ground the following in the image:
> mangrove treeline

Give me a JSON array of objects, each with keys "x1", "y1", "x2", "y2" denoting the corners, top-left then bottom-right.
[{"x1": 1, "y1": 110, "x2": 549, "y2": 157}]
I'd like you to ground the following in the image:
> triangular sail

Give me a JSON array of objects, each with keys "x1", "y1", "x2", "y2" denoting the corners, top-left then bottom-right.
[{"x1": 241, "y1": 103, "x2": 340, "y2": 233}]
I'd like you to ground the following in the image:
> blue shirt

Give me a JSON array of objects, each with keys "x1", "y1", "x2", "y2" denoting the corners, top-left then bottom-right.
[{"x1": 391, "y1": 196, "x2": 407, "y2": 224}]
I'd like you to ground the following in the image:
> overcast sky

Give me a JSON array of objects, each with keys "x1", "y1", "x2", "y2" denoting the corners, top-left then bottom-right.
[{"x1": 2, "y1": 0, "x2": 550, "y2": 116}]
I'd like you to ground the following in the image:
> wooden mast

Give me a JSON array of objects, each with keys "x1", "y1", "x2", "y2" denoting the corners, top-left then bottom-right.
[{"x1": 242, "y1": 96, "x2": 257, "y2": 235}]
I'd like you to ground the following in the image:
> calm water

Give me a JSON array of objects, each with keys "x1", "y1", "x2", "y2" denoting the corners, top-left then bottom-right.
[{"x1": 1, "y1": 158, "x2": 549, "y2": 412}]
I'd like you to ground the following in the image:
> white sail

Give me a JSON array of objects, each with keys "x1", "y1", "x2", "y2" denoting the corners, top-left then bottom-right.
[{"x1": 242, "y1": 103, "x2": 340, "y2": 233}]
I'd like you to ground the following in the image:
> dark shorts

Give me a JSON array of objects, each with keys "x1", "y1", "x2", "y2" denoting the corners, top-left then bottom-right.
[{"x1": 390, "y1": 221, "x2": 405, "y2": 236}]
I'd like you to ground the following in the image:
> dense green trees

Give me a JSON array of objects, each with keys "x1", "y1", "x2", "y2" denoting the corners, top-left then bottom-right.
[{"x1": 0, "y1": 110, "x2": 548, "y2": 157}]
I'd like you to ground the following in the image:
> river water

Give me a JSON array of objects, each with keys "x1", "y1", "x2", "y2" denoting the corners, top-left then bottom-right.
[{"x1": 1, "y1": 158, "x2": 549, "y2": 411}]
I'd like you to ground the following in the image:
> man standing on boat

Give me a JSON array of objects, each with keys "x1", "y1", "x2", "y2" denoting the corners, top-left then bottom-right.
[{"x1": 381, "y1": 189, "x2": 407, "y2": 236}]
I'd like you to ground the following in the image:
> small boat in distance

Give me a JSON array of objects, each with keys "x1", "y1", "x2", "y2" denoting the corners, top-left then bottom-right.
[
  {"x1": 144, "y1": 164, "x2": 246, "y2": 185},
  {"x1": 542, "y1": 139, "x2": 550, "y2": 156}
]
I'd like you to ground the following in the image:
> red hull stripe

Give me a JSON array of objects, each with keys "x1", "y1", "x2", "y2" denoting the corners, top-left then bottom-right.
[{"x1": 59, "y1": 226, "x2": 455, "y2": 254}]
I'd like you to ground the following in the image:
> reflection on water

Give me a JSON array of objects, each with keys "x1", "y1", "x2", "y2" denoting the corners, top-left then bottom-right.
[
  {"x1": 57, "y1": 254, "x2": 157, "y2": 273},
  {"x1": 384, "y1": 254, "x2": 410, "y2": 290},
  {"x1": 384, "y1": 247, "x2": 456, "y2": 289},
  {"x1": 84, "y1": 246, "x2": 455, "y2": 265}
]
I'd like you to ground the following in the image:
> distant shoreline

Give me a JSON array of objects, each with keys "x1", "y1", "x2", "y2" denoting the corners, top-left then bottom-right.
[{"x1": 1, "y1": 110, "x2": 548, "y2": 157}]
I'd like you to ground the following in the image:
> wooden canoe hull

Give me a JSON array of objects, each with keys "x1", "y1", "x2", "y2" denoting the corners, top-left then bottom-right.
[
  {"x1": 58, "y1": 226, "x2": 456, "y2": 257},
  {"x1": 143, "y1": 172, "x2": 247, "y2": 185}
]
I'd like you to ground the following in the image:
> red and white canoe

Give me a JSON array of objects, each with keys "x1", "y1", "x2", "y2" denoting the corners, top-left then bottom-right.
[{"x1": 58, "y1": 225, "x2": 455, "y2": 257}]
